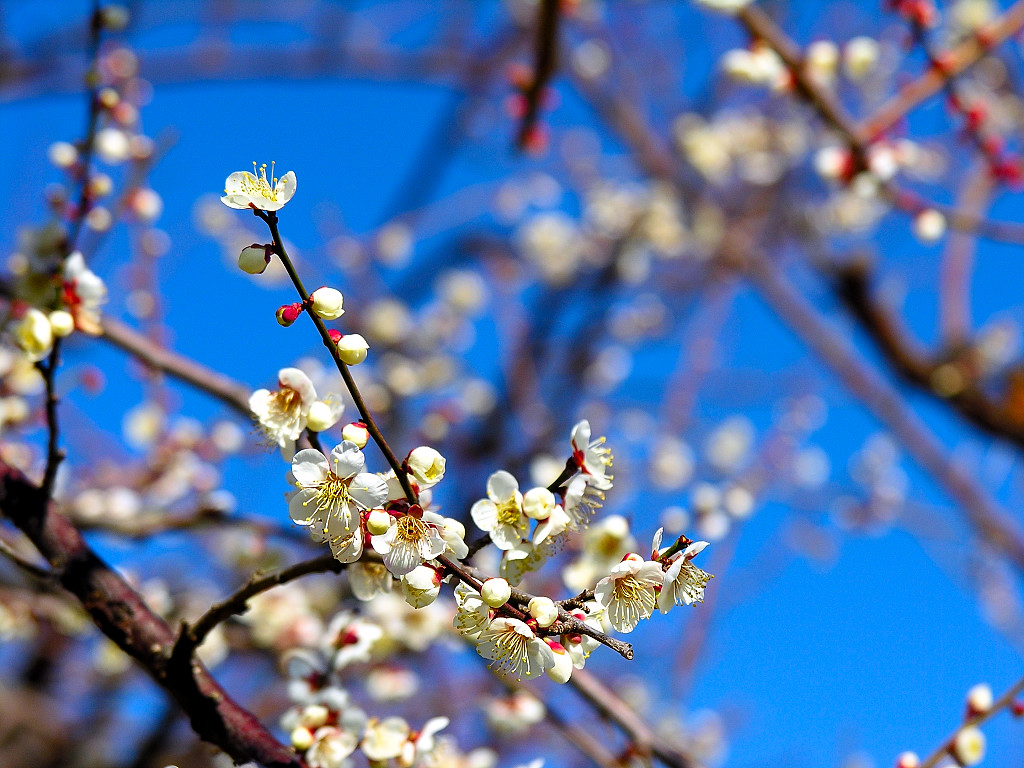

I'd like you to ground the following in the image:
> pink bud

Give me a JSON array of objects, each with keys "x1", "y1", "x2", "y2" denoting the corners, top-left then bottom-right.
[{"x1": 276, "y1": 302, "x2": 304, "y2": 327}]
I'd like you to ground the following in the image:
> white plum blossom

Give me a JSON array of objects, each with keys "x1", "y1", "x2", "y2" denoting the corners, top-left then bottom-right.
[
  {"x1": 306, "y1": 725, "x2": 360, "y2": 768},
  {"x1": 406, "y1": 446, "x2": 447, "y2": 488},
  {"x1": 453, "y1": 583, "x2": 492, "y2": 639},
  {"x1": 361, "y1": 715, "x2": 449, "y2": 767},
  {"x1": 570, "y1": 420, "x2": 613, "y2": 490},
  {"x1": 476, "y1": 617, "x2": 555, "y2": 680},
  {"x1": 545, "y1": 639, "x2": 573, "y2": 684},
  {"x1": 348, "y1": 561, "x2": 392, "y2": 601},
  {"x1": 371, "y1": 510, "x2": 447, "y2": 576},
  {"x1": 221, "y1": 162, "x2": 296, "y2": 211},
  {"x1": 13, "y1": 308, "x2": 53, "y2": 362},
  {"x1": 471, "y1": 470, "x2": 529, "y2": 550},
  {"x1": 658, "y1": 540, "x2": 713, "y2": 612},
  {"x1": 63, "y1": 251, "x2": 107, "y2": 334},
  {"x1": 561, "y1": 474, "x2": 603, "y2": 530},
  {"x1": 289, "y1": 441, "x2": 388, "y2": 541},
  {"x1": 250, "y1": 367, "x2": 343, "y2": 457},
  {"x1": 561, "y1": 606, "x2": 602, "y2": 669},
  {"x1": 594, "y1": 553, "x2": 665, "y2": 633},
  {"x1": 401, "y1": 565, "x2": 442, "y2": 608},
  {"x1": 322, "y1": 611, "x2": 384, "y2": 670}
]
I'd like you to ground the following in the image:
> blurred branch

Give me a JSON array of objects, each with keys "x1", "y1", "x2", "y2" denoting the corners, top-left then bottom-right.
[
  {"x1": 173, "y1": 553, "x2": 342, "y2": 661},
  {"x1": 735, "y1": 5, "x2": 1024, "y2": 244},
  {"x1": 857, "y1": 1, "x2": 1024, "y2": 141},
  {"x1": 99, "y1": 315, "x2": 251, "y2": 415},
  {"x1": 0, "y1": 461, "x2": 304, "y2": 768},
  {"x1": 746, "y1": 253, "x2": 1024, "y2": 572},
  {"x1": 835, "y1": 261, "x2": 1024, "y2": 447},
  {"x1": 569, "y1": 668, "x2": 704, "y2": 768},
  {"x1": 516, "y1": 0, "x2": 561, "y2": 149}
]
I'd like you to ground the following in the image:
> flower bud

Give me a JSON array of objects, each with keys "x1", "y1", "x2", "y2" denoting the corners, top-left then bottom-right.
[
  {"x1": 913, "y1": 209, "x2": 946, "y2": 243},
  {"x1": 522, "y1": 487, "x2": 555, "y2": 520},
  {"x1": 336, "y1": 334, "x2": 369, "y2": 365},
  {"x1": 307, "y1": 400, "x2": 340, "y2": 433},
  {"x1": 481, "y1": 578, "x2": 512, "y2": 608},
  {"x1": 367, "y1": 509, "x2": 392, "y2": 536},
  {"x1": 310, "y1": 287, "x2": 345, "y2": 320},
  {"x1": 49, "y1": 310, "x2": 75, "y2": 338},
  {"x1": 545, "y1": 639, "x2": 573, "y2": 684},
  {"x1": 844, "y1": 36, "x2": 879, "y2": 80},
  {"x1": 951, "y1": 726, "x2": 985, "y2": 766},
  {"x1": 15, "y1": 308, "x2": 53, "y2": 361},
  {"x1": 896, "y1": 752, "x2": 920, "y2": 768},
  {"x1": 48, "y1": 141, "x2": 78, "y2": 169},
  {"x1": 342, "y1": 421, "x2": 369, "y2": 448},
  {"x1": 238, "y1": 244, "x2": 271, "y2": 275},
  {"x1": 966, "y1": 683, "x2": 993, "y2": 716},
  {"x1": 402, "y1": 564, "x2": 442, "y2": 608},
  {"x1": 406, "y1": 446, "x2": 446, "y2": 487},
  {"x1": 276, "y1": 302, "x2": 303, "y2": 327},
  {"x1": 291, "y1": 726, "x2": 314, "y2": 752},
  {"x1": 528, "y1": 596, "x2": 558, "y2": 627}
]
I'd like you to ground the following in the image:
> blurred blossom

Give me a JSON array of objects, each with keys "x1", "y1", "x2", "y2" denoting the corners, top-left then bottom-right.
[
  {"x1": 792, "y1": 446, "x2": 831, "y2": 489},
  {"x1": 517, "y1": 212, "x2": 581, "y2": 285},
  {"x1": 705, "y1": 416, "x2": 754, "y2": 472},
  {"x1": 660, "y1": 505, "x2": 691, "y2": 533},
  {"x1": 483, "y1": 690, "x2": 545, "y2": 735},
  {"x1": 573, "y1": 38, "x2": 611, "y2": 79},
  {"x1": 650, "y1": 435, "x2": 695, "y2": 490},
  {"x1": 123, "y1": 401, "x2": 165, "y2": 448},
  {"x1": 375, "y1": 222, "x2": 414, "y2": 266}
]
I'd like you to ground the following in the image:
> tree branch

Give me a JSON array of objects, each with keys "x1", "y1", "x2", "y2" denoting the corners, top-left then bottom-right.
[{"x1": 0, "y1": 461, "x2": 304, "y2": 768}]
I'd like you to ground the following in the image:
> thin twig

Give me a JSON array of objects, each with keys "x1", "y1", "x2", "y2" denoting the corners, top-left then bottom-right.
[
  {"x1": 516, "y1": 0, "x2": 561, "y2": 149},
  {"x1": 174, "y1": 553, "x2": 342, "y2": 658},
  {"x1": 918, "y1": 673, "x2": 1024, "y2": 768}
]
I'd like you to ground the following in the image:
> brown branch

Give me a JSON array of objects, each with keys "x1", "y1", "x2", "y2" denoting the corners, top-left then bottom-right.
[
  {"x1": 736, "y1": 5, "x2": 1024, "y2": 244},
  {"x1": 746, "y1": 253, "x2": 1024, "y2": 572},
  {"x1": 174, "y1": 553, "x2": 341, "y2": 660},
  {"x1": 835, "y1": 261, "x2": 1024, "y2": 447},
  {"x1": 99, "y1": 315, "x2": 252, "y2": 415},
  {"x1": 857, "y1": 1, "x2": 1024, "y2": 141},
  {"x1": 0, "y1": 461, "x2": 304, "y2": 767},
  {"x1": 918, "y1": 673, "x2": 1024, "y2": 768},
  {"x1": 516, "y1": 0, "x2": 561, "y2": 149},
  {"x1": 569, "y1": 668, "x2": 704, "y2": 768}
]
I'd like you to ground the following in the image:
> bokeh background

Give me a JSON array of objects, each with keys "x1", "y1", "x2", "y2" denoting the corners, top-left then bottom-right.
[{"x1": 2, "y1": 1, "x2": 1024, "y2": 767}]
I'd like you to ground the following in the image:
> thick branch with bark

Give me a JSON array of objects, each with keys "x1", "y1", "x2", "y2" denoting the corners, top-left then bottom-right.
[{"x1": 0, "y1": 461, "x2": 304, "y2": 768}]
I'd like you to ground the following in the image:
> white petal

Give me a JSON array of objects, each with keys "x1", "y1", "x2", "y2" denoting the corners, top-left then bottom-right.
[
  {"x1": 486, "y1": 470, "x2": 519, "y2": 502},
  {"x1": 349, "y1": 472, "x2": 389, "y2": 509},
  {"x1": 224, "y1": 171, "x2": 256, "y2": 195},
  {"x1": 278, "y1": 367, "x2": 316, "y2": 404},
  {"x1": 329, "y1": 441, "x2": 365, "y2": 479},
  {"x1": 291, "y1": 450, "x2": 329, "y2": 486},
  {"x1": 470, "y1": 498, "x2": 498, "y2": 531}
]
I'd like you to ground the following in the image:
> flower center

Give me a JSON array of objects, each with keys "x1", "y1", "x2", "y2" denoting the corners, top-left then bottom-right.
[
  {"x1": 242, "y1": 161, "x2": 279, "y2": 201},
  {"x1": 488, "y1": 628, "x2": 531, "y2": 677},
  {"x1": 614, "y1": 574, "x2": 654, "y2": 606},
  {"x1": 396, "y1": 514, "x2": 430, "y2": 545},
  {"x1": 308, "y1": 474, "x2": 355, "y2": 534},
  {"x1": 495, "y1": 498, "x2": 521, "y2": 527}
]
